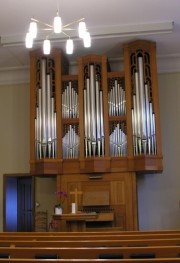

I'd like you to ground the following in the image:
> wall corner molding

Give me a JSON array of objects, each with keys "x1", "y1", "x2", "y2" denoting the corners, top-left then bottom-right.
[
  {"x1": 0, "y1": 66, "x2": 30, "y2": 85},
  {"x1": 0, "y1": 54, "x2": 180, "y2": 85}
]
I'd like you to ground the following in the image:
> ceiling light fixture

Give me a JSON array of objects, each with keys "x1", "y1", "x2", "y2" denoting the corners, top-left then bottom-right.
[
  {"x1": 1, "y1": 21, "x2": 173, "y2": 48},
  {"x1": 25, "y1": 3, "x2": 91, "y2": 55}
]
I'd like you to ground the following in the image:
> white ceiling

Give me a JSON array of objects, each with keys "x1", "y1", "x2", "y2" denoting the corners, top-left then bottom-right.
[{"x1": 0, "y1": 0, "x2": 180, "y2": 72}]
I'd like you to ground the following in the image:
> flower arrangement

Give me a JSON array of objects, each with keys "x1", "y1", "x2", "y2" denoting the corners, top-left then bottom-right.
[{"x1": 54, "y1": 190, "x2": 67, "y2": 209}]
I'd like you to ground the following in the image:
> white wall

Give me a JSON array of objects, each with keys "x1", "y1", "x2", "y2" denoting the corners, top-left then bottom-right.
[
  {"x1": 35, "y1": 177, "x2": 56, "y2": 227},
  {"x1": 0, "y1": 83, "x2": 30, "y2": 231},
  {"x1": 137, "y1": 73, "x2": 180, "y2": 230}
]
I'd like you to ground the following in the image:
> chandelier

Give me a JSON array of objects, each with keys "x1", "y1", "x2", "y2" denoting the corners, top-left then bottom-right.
[{"x1": 25, "y1": 6, "x2": 91, "y2": 55}]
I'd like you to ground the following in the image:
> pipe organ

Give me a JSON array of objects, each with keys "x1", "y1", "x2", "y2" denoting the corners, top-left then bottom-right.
[
  {"x1": 30, "y1": 40, "x2": 163, "y2": 230},
  {"x1": 30, "y1": 40, "x2": 163, "y2": 174}
]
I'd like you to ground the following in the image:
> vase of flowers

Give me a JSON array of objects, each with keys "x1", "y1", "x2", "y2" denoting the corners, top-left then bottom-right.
[
  {"x1": 55, "y1": 206, "x2": 63, "y2": 215},
  {"x1": 54, "y1": 190, "x2": 67, "y2": 214}
]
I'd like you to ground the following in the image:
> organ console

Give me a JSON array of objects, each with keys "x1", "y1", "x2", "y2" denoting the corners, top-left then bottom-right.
[{"x1": 30, "y1": 40, "x2": 163, "y2": 230}]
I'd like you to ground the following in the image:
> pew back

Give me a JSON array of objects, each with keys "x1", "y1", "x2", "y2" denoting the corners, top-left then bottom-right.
[
  {"x1": 1, "y1": 230, "x2": 180, "y2": 236},
  {"x1": 0, "y1": 246, "x2": 179, "y2": 259},
  {"x1": 0, "y1": 259, "x2": 180, "y2": 263},
  {"x1": 1, "y1": 233, "x2": 180, "y2": 241},
  {"x1": 0, "y1": 238, "x2": 180, "y2": 248},
  {"x1": 0, "y1": 258, "x2": 180, "y2": 263}
]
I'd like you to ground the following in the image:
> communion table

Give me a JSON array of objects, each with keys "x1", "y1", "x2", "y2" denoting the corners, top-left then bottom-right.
[{"x1": 52, "y1": 213, "x2": 97, "y2": 232}]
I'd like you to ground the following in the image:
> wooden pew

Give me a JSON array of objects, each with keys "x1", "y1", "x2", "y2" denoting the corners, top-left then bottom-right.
[
  {"x1": 1, "y1": 230, "x2": 180, "y2": 236},
  {"x1": 0, "y1": 238, "x2": 180, "y2": 248},
  {"x1": 0, "y1": 259, "x2": 180, "y2": 263},
  {"x1": 0, "y1": 246, "x2": 179, "y2": 259},
  {"x1": 0, "y1": 258, "x2": 180, "y2": 263},
  {"x1": 0, "y1": 230, "x2": 180, "y2": 239},
  {"x1": 1, "y1": 233, "x2": 180, "y2": 241}
]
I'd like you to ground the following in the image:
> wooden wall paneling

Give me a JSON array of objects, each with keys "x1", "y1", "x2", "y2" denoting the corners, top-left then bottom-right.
[
  {"x1": 58, "y1": 172, "x2": 137, "y2": 230},
  {"x1": 125, "y1": 172, "x2": 138, "y2": 230}
]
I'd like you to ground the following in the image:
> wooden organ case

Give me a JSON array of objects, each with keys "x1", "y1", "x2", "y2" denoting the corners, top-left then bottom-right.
[{"x1": 30, "y1": 40, "x2": 163, "y2": 231}]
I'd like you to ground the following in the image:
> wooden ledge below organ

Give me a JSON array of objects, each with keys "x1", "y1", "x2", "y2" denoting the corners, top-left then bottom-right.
[{"x1": 30, "y1": 155, "x2": 163, "y2": 175}]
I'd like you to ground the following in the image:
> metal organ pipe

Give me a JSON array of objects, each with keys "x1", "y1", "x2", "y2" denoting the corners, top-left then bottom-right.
[
  {"x1": 84, "y1": 89, "x2": 88, "y2": 157},
  {"x1": 100, "y1": 91, "x2": 104, "y2": 157},
  {"x1": 83, "y1": 64, "x2": 105, "y2": 157},
  {"x1": 37, "y1": 89, "x2": 42, "y2": 158},
  {"x1": 95, "y1": 80, "x2": 101, "y2": 156},
  {"x1": 90, "y1": 65, "x2": 97, "y2": 156},
  {"x1": 86, "y1": 78, "x2": 92, "y2": 156},
  {"x1": 51, "y1": 97, "x2": 55, "y2": 158},
  {"x1": 41, "y1": 59, "x2": 47, "y2": 158},
  {"x1": 47, "y1": 74, "x2": 52, "y2": 158},
  {"x1": 134, "y1": 71, "x2": 142, "y2": 154},
  {"x1": 131, "y1": 55, "x2": 157, "y2": 155},
  {"x1": 144, "y1": 83, "x2": 151, "y2": 154}
]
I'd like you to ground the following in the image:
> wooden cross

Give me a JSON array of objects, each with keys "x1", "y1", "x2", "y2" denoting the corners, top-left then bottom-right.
[{"x1": 70, "y1": 188, "x2": 82, "y2": 213}]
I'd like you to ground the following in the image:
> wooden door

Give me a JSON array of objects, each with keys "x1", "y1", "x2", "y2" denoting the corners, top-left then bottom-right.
[
  {"x1": 4, "y1": 174, "x2": 34, "y2": 232},
  {"x1": 17, "y1": 177, "x2": 33, "y2": 231}
]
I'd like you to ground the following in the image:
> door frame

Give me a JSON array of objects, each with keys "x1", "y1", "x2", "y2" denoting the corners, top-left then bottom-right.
[{"x1": 3, "y1": 173, "x2": 35, "y2": 231}]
